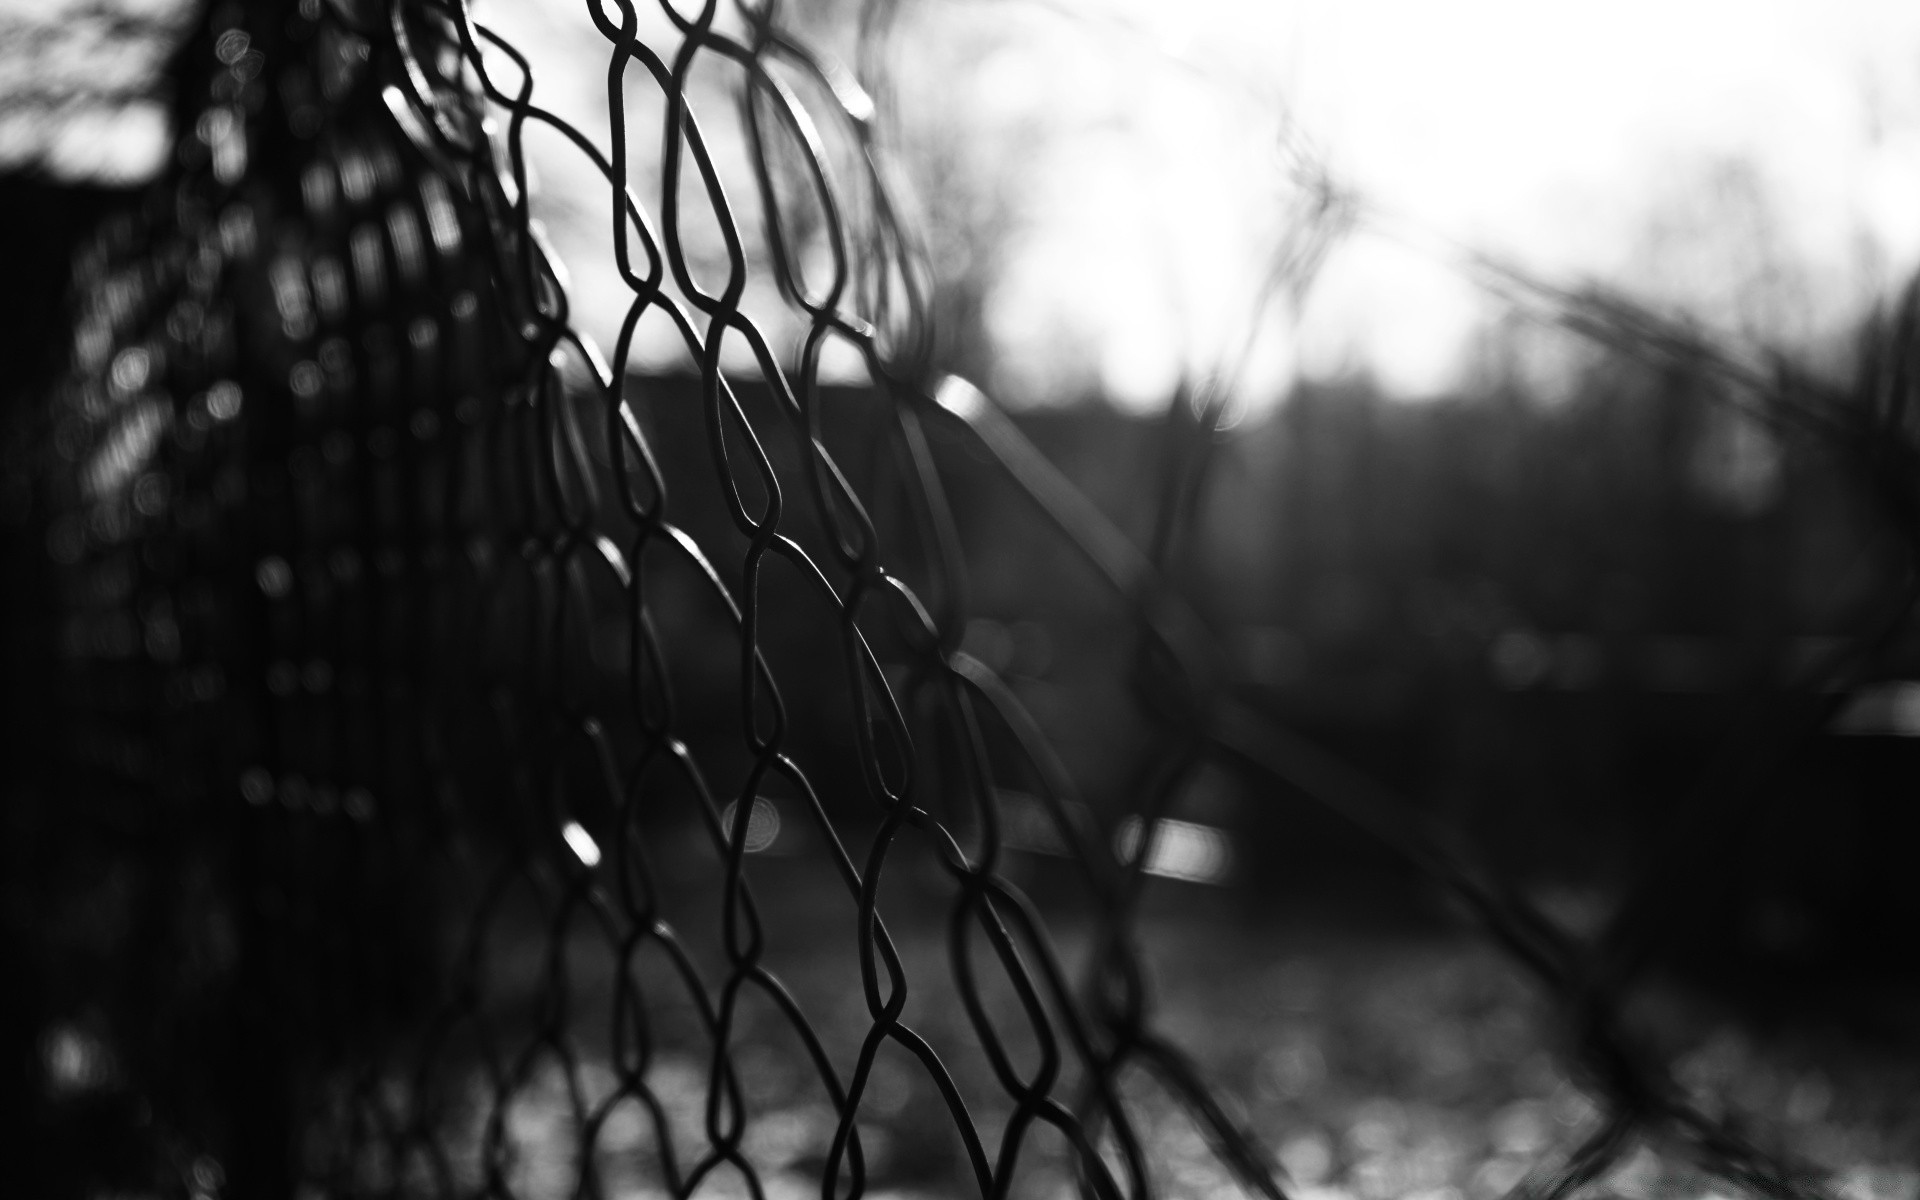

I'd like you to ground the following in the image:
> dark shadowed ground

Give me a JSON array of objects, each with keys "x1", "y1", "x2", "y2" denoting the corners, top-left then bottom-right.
[{"x1": 419, "y1": 837, "x2": 1920, "y2": 1200}]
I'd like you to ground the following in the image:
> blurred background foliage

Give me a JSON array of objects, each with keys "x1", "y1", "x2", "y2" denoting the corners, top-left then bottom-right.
[{"x1": 7, "y1": 0, "x2": 1920, "y2": 1051}]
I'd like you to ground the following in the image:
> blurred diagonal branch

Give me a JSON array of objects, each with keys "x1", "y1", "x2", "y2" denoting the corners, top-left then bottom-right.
[{"x1": 920, "y1": 362, "x2": 1843, "y2": 1198}]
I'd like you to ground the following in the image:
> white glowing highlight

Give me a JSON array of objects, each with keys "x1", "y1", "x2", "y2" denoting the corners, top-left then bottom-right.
[
  {"x1": 82, "y1": 400, "x2": 169, "y2": 500},
  {"x1": 1115, "y1": 816, "x2": 1234, "y2": 885},
  {"x1": 935, "y1": 376, "x2": 989, "y2": 422},
  {"x1": 719, "y1": 797, "x2": 783, "y2": 854},
  {"x1": 562, "y1": 820, "x2": 602, "y2": 867},
  {"x1": 1833, "y1": 682, "x2": 1920, "y2": 737}
]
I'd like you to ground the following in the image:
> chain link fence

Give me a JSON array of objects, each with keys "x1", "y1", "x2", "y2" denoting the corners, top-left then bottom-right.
[{"x1": 7, "y1": 0, "x2": 1919, "y2": 1197}]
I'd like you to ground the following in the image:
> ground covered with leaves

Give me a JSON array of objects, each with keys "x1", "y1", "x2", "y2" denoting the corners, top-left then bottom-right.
[{"x1": 472, "y1": 848, "x2": 1920, "y2": 1200}]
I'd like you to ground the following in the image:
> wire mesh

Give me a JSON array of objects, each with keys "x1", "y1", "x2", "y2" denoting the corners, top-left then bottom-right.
[{"x1": 11, "y1": 0, "x2": 1920, "y2": 1197}]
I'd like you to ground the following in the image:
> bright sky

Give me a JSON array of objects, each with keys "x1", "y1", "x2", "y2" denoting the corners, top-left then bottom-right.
[
  {"x1": 12, "y1": 0, "x2": 1918, "y2": 408},
  {"x1": 904, "y1": 0, "x2": 1920, "y2": 407}
]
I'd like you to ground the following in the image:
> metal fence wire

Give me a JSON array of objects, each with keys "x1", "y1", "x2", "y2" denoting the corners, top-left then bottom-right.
[{"x1": 12, "y1": 0, "x2": 1920, "y2": 1196}]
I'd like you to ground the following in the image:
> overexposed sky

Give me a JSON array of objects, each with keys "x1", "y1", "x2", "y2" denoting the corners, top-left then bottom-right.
[
  {"x1": 11, "y1": 0, "x2": 1918, "y2": 407},
  {"x1": 906, "y1": 0, "x2": 1920, "y2": 406}
]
